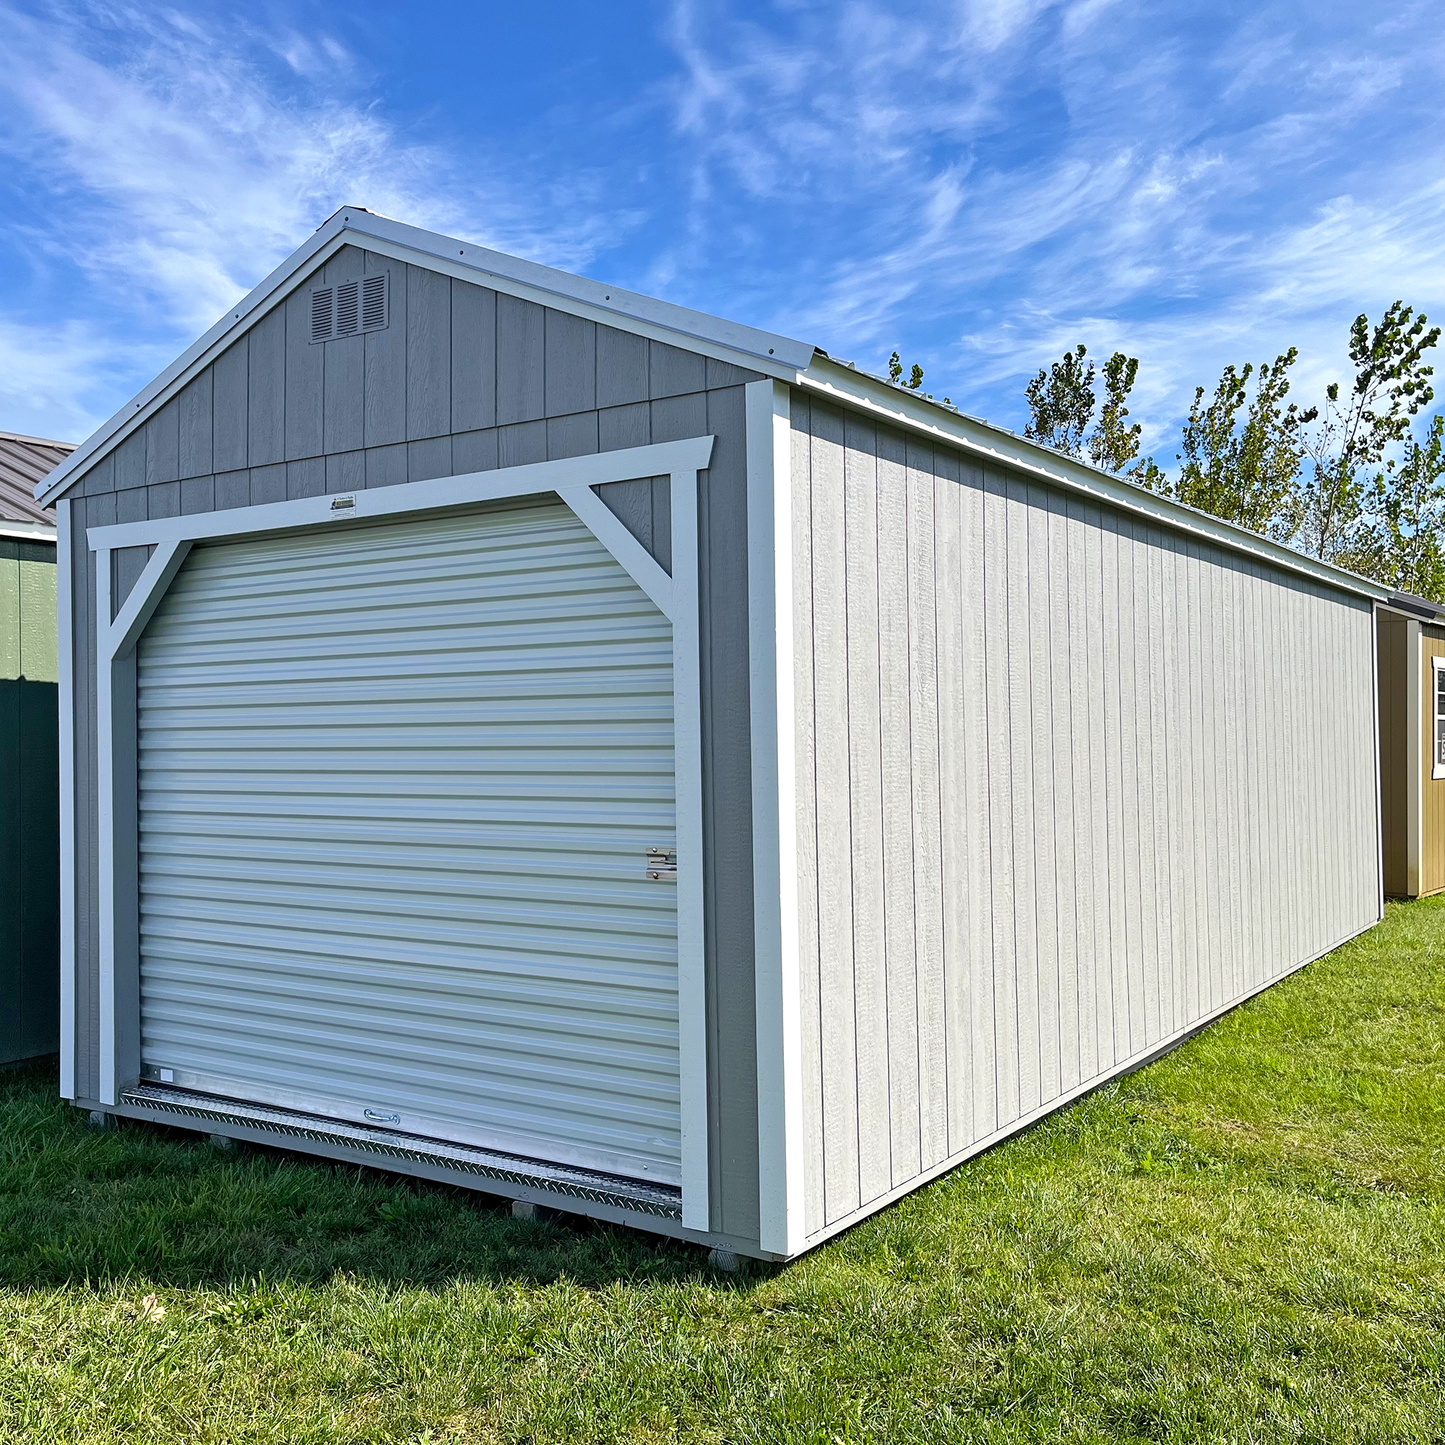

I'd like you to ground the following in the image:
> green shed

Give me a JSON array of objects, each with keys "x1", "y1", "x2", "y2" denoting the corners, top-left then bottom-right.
[{"x1": 1, "y1": 429, "x2": 72, "y2": 1067}]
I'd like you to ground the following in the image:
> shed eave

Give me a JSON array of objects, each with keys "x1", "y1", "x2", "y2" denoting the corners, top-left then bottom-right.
[
  {"x1": 797, "y1": 353, "x2": 1391, "y2": 603},
  {"x1": 1379, "y1": 591, "x2": 1444, "y2": 622},
  {"x1": 0, "y1": 519, "x2": 57, "y2": 543},
  {"x1": 37, "y1": 205, "x2": 811, "y2": 509}
]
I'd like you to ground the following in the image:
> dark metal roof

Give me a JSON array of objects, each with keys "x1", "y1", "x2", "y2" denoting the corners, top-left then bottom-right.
[
  {"x1": 0, "y1": 430, "x2": 72, "y2": 527},
  {"x1": 1386, "y1": 590, "x2": 1445, "y2": 621}
]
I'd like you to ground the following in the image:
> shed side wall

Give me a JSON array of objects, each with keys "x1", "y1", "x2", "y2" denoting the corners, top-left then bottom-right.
[
  {"x1": 62, "y1": 247, "x2": 763, "y2": 1243},
  {"x1": 790, "y1": 395, "x2": 1381, "y2": 1242},
  {"x1": 1421, "y1": 627, "x2": 1445, "y2": 896},
  {"x1": 1378, "y1": 612, "x2": 1409, "y2": 897},
  {"x1": 2, "y1": 539, "x2": 60, "y2": 1064}
]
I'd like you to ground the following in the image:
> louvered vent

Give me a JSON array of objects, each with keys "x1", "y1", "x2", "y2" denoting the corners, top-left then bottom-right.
[
  {"x1": 309, "y1": 273, "x2": 389, "y2": 343},
  {"x1": 361, "y1": 273, "x2": 388, "y2": 331},
  {"x1": 336, "y1": 281, "x2": 360, "y2": 335},
  {"x1": 310, "y1": 287, "x2": 334, "y2": 343}
]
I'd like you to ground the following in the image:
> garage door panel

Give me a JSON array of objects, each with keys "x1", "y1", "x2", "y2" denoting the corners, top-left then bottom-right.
[
  {"x1": 142, "y1": 996, "x2": 681, "y2": 1072},
  {"x1": 141, "y1": 618, "x2": 672, "y2": 673},
  {"x1": 139, "y1": 891, "x2": 681, "y2": 952},
  {"x1": 139, "y1": 910, "x2": 681, "y2": 973},
  {"x1": 142, "y1": 1005, "x2": 682, "y2": 1079},
  {"x1": 139, "y1": 890, "x2": 679, "y2": 968},
  {"x1": 137, "y1": 497, "x2": 682, "y2": 1185},
  {"x1": 142, "y1": 970, "x2": 680, "y2": 1035},
  {"x1": 152, "y1": 565, "x2": 655, "y2": 630},
  {"x1": 138, "y1": 845, "x2": 678, "y2": 899}
]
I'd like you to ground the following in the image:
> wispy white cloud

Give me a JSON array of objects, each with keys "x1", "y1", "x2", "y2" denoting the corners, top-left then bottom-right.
[
  {"x1": 657, "y1": 0, "x2": 1445, "y2": 453},
  {"x1": 0, "y1": 0, "x2": 1442, "y2": 460},
  {"x1": 0, "y1": 0, "x2": 641, "y2": 425},
  {"x1": 0, "y1": 316, "x2": 157, "y2": 445}
]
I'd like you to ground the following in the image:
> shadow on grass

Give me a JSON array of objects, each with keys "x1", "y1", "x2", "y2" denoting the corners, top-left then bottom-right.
[{"x1": 0, "y1": 1061, "x2": 765, "y2": 1294}]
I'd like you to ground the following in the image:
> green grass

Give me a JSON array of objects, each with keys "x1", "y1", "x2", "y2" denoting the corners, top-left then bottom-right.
[{"x1": 3, "y1": 902, "x2": 1445, "y2": 1443}]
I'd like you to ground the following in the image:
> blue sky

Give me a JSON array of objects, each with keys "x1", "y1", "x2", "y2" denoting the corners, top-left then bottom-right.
[{"x1": 2, "y1": 0, "x2": 1443, "y2": 466}]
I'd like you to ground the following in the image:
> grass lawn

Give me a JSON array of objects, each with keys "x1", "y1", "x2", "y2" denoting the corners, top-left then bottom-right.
[{"x1": 3, "y1": 902, "x2": 1445, "y2": 1443}]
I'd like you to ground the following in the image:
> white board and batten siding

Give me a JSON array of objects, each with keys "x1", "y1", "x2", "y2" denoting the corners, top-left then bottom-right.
[
  {"x1": 135, "y1": 499, "x2": 683, "y2": 1185},
  {"x1": 786, "y1": 393, "x2": 1380, "y2": 1247}
]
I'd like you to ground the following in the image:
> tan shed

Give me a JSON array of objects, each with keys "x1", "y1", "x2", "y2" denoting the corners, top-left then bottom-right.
[{"x1": 1377, "y1": 592, "x2": 1445, "y2": 897}]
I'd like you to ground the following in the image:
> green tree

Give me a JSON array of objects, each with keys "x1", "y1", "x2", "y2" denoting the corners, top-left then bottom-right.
[
  {"x1": 1361, "y1": 413, "x2": 1445, "y2": 602},
  {"x1": 1172, "y1": 349, "x2": 1314, "y2": 541},
  {"x1": 888, "y1": 351, "x2": 924, "y2": 391},
  {"x1": 1299, "y1": 302, "x2": 1441, "y2": 567},
  {"x1": 1025, "y1": 342, "x2": 1161, "y2": 486},
  {"x1": 1025, "y1": 344, "x2": 1096, "y2": 457},
  {"x1": 1089, "y1": 352, "x2": 1144, "y2": 473}
]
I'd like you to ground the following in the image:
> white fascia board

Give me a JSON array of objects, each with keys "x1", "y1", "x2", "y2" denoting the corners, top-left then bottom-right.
[
  {"x1": 797, "y1": 356, "x2": 1391, "y2": 604},
  {"x1": 39, "y1": 206, "x2": 809, "y2": 509},
  {"x1": 0, "y1": 521, "x2": 57, "y2": 542}
]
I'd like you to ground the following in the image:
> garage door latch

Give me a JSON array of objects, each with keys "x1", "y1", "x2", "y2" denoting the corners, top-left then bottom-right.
[{"x1": 646, "y1": 847, "x2": 677, "y2": 882}]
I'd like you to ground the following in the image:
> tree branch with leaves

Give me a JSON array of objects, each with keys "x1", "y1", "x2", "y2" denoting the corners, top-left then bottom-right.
[
  {"x1": 1024, "y1": 343, "x2": 1159, "y2": 486},
  {"x1": 1299, "y1": 302, "x2": 1441, "y2": 567},
  {"x1": 1173, "y1": 349, "x2": 1315, "y2": 541}
]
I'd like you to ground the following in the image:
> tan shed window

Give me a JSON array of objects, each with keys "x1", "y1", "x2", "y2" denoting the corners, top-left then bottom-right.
[{"x1": 1435, "y1": 658, "x2": 1445, "y2": 780}]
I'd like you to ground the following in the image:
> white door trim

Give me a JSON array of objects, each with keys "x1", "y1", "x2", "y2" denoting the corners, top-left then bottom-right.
[{"x1": 88, "y1": 435, "x2": 714, "y2": 1231}]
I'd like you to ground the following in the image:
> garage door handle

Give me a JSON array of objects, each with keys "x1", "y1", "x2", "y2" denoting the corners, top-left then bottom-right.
[{"x1": 646, "y1": 847, "x2": 677, "y2": 882}]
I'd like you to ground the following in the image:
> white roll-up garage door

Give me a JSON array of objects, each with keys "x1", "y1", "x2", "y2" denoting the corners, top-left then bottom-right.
[{"x1": 135, "y1": 497, "x2": 681, "y2": 1186}]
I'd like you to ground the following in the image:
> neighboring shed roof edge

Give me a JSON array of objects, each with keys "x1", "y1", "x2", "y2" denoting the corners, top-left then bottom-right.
[
  {"x1": 0, "y1": 520, "x2": 57, "y2": 542},
  {"x1": 1, "y1": 429, "x2": 72, "y2": 524},
  {"x1": 1380, "y1": 591, "x2": 1443, "y2": 621},
  {"x1": 38, "y1": 206, "x2": 812, "y2": 508},
  {"x1": 798, "y1": 355, "x2": 1391, "y2": 604}
]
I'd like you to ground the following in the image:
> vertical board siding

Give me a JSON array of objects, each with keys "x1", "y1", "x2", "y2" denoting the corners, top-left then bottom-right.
[
  {"x1": 60, "y1": 247, "x2": 767, "y2": 1242},
  {"x1": 178, "y1": 372, "x2": 213, "y2": 481},
  {"x1": 843, "y1": 414, "x2": 887, "y2": 1208},
  {"x1": 907, "y1": 442, "x2": 947, "y2": 1173},
  {"x1": 791, "y1": 398, "x2": 826, "y2": 1238},
  {"x1": 790, "y1": 408, "x2": 1381, "y2": 1244},
  {"x1": 877, "y1": 428, "x2": 919, "y2": 1186},
  {"x1": 321, "y1": 248, "x2": 366, "y2": 456},
  {"x1": 406, "y1": 266, "x2": 452, "y2": 441},
  {"x1": 247, "y1": 307, "x2": 286, "y2": 468},
  {"x1": 284, "y1": 287, "x2": 324, "y2": 462},
  {"x1": 807, "y1": 404, "x2": 861, "y2": 1224}
]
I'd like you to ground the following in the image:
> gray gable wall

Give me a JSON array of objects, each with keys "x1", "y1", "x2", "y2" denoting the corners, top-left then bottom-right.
[{"x1": 65, "y1": 245, "x2": 765, "y2": 1243}]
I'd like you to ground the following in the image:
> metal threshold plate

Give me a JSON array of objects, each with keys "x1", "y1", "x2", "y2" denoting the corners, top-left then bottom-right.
[{"x1": 120, "y1": 1083, "x2": 683, "y2": 1219}]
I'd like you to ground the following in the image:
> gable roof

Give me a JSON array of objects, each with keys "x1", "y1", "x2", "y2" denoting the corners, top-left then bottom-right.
[
  {"x1": 35, "y1": 206, "x2": 813, "y2": 510},
  {"x1": 38, "y1": 205, "x2": 1388, "y2": 603},
  {"x1": 1, "y1": 429, "x2": 71, "y2": 537}
]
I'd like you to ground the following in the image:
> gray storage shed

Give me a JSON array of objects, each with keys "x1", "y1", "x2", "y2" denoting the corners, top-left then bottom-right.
[{"x1": 39, "y1": 208, "x2": 1386, "y2": 1260}]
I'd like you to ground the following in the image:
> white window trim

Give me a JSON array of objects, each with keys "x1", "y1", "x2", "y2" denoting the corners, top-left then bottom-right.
[
  {"x1": 1433, "y1": 654, "x2": 1445, "y2": 782},
  {"x1": 86, "y1": 435, "x2": 714, "y2": 1231}
]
